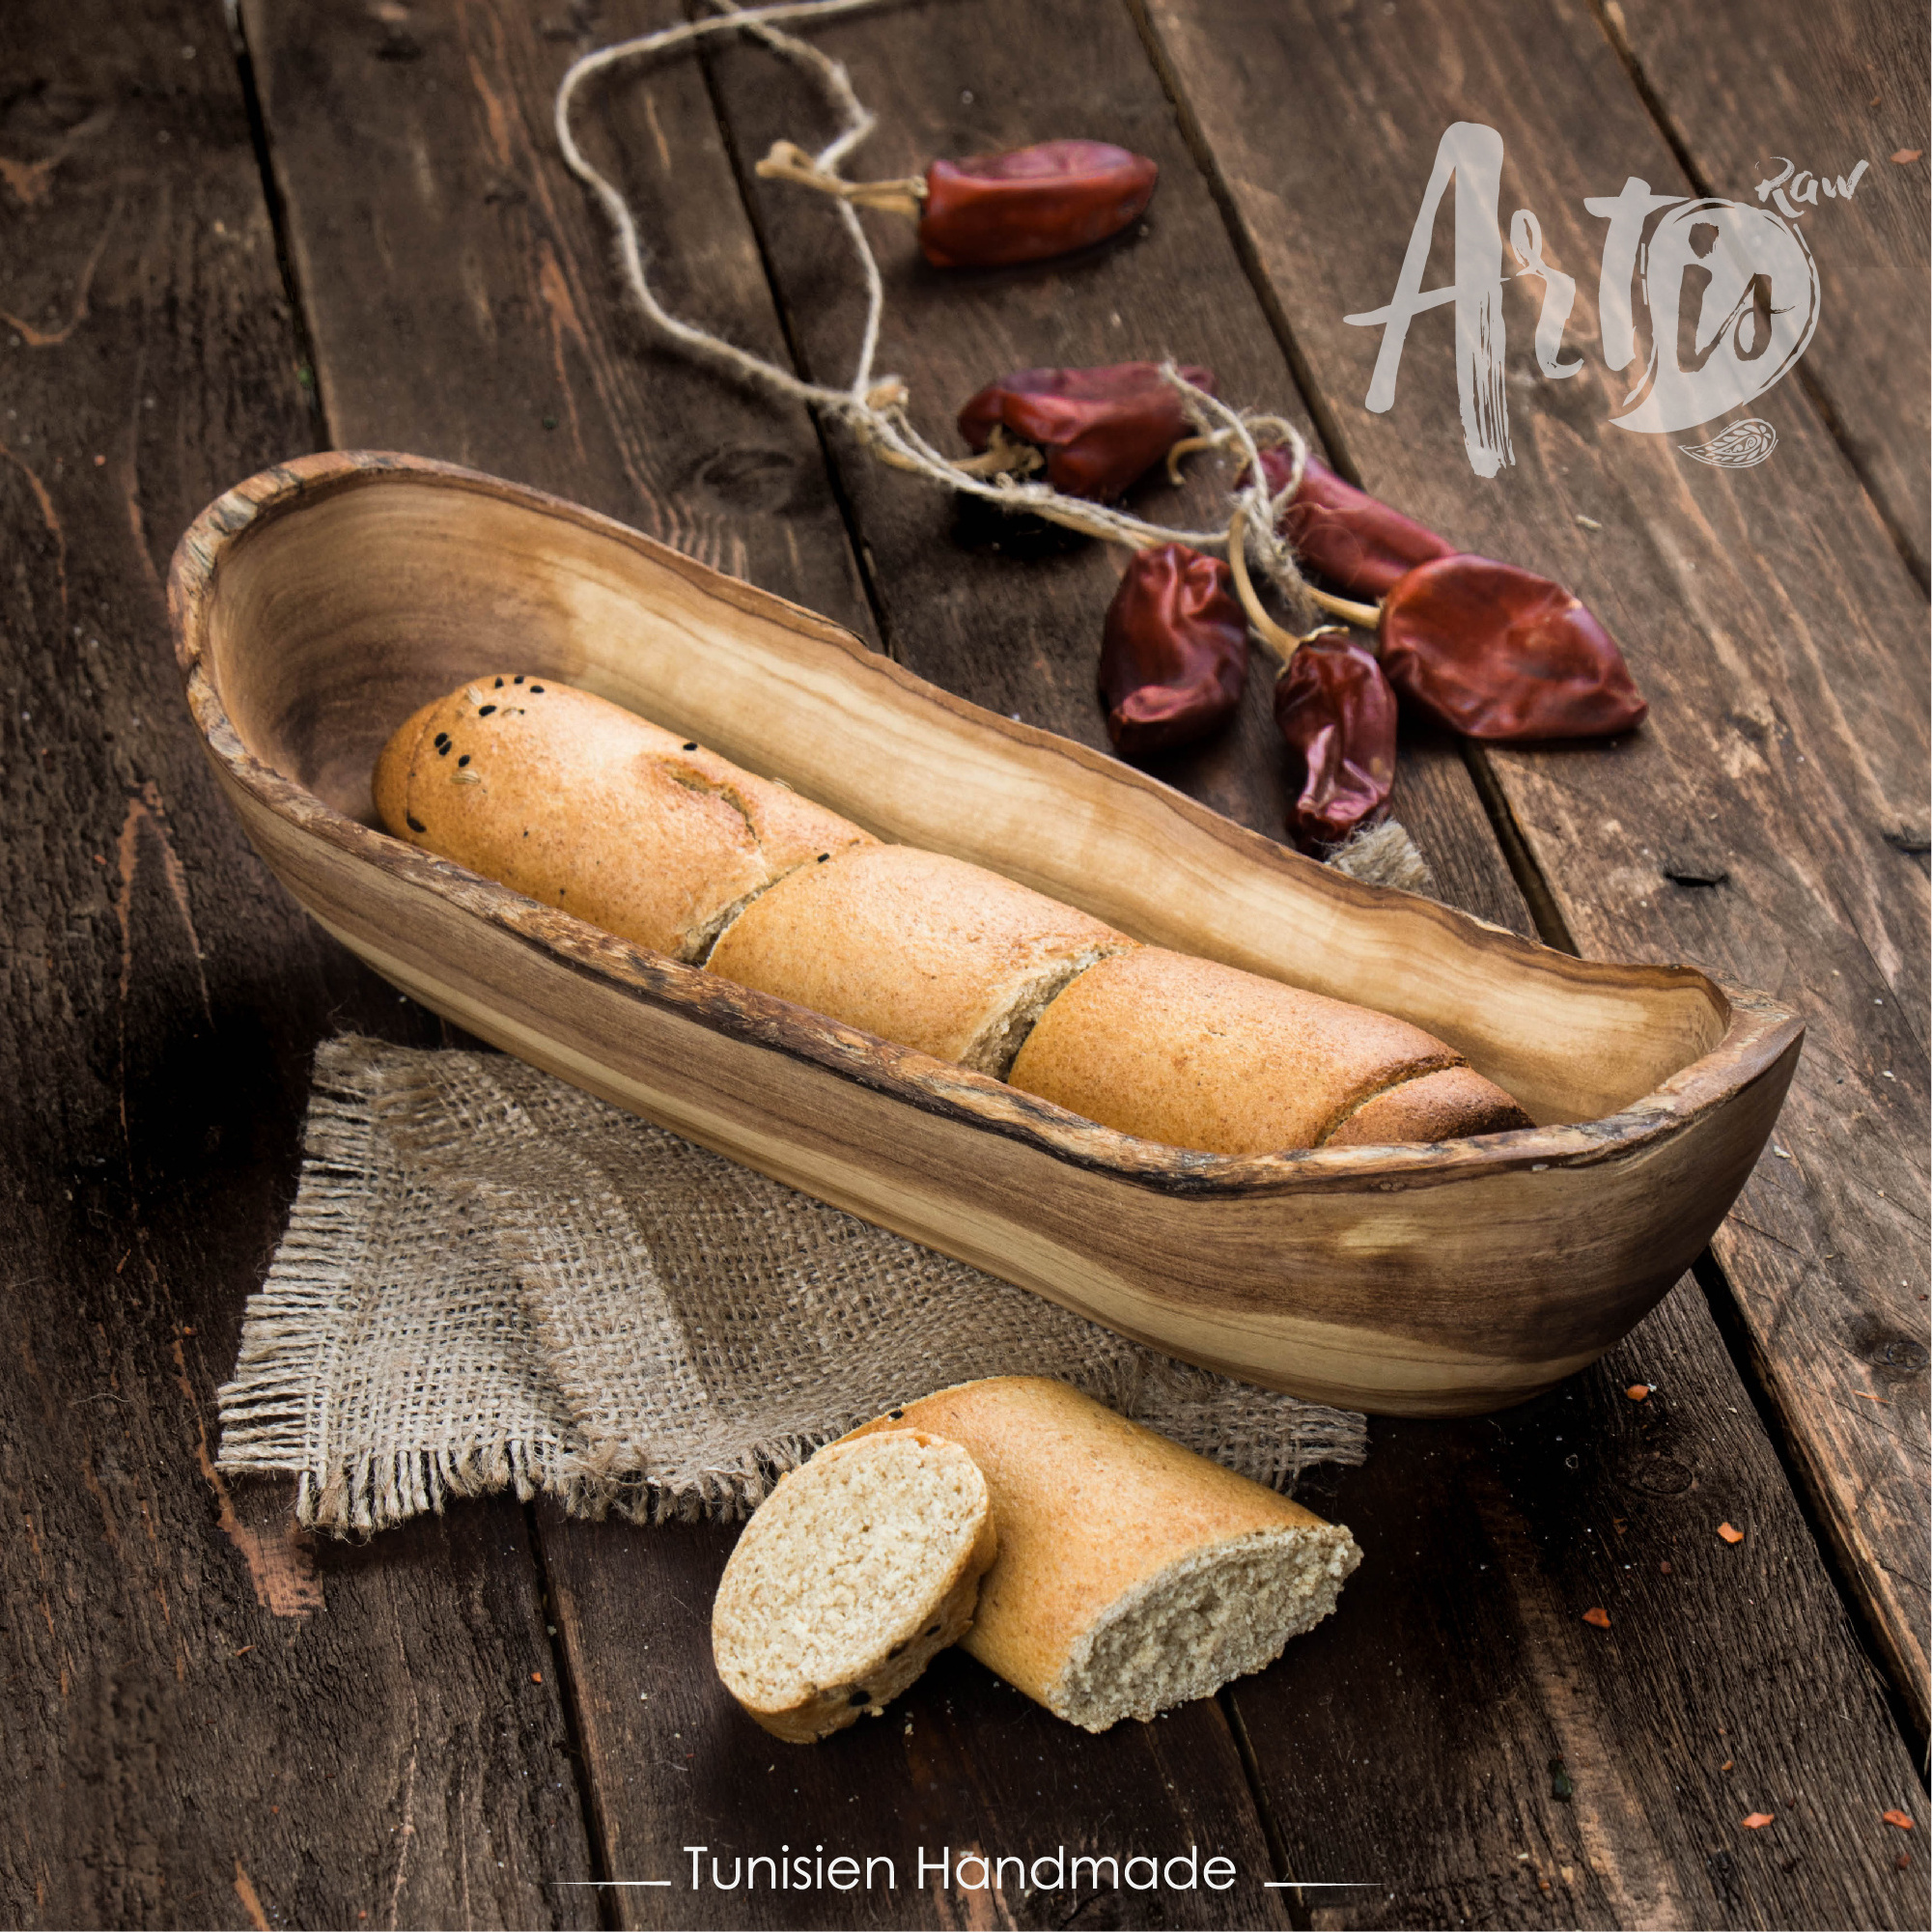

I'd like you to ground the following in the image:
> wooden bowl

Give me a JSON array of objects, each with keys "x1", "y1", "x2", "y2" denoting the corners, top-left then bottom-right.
[{"x1": 169, "y1": 452, "x2": 1801, "y2": 1416}]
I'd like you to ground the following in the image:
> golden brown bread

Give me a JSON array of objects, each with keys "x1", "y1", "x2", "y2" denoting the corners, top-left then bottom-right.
[
  {"x1": 1005, "y1": 946, "x2": 1531, "y2": 1154},
  {"x1": 375, "y1": 676, "x2": 874, "y2": 960},
  {"x1": 1325, "y1": 1063, "x2": 1533, "y2": 1147},
  {"x1": 706, "y1": 843, "x2": 1134, "y2": 1076},
  {"x1": 848, "y1": 1379, "x2": 1360, "y2": 1730},
  {"x1": 711, "y1": 1432, "x2": 997, "y2": 1743},
  {"x1": 374, "y1": 678, "x2": 1532, "y2": 1149}
]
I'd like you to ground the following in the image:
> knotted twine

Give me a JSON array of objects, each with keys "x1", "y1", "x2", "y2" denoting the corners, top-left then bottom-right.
[
  {"x1": 551, "y1": 0, "x2": 1434, "y2": 892},
  {"x1": 553, "y1": 0, "x2": 1317, "y2": 600},
  {"x1": 216, "y1": 1038, "x2": 1366, "y2": 1535}
]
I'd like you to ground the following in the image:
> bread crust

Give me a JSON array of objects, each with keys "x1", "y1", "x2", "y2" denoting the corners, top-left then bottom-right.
[
  {"x1": 846, "y1": 1378, "x2": 1359, "y2": 1728},
  {"x1": 375, "y1": 678, "x2": 1530, "y2": 1144},
  {"x1": 1007, "y1": 945, "x2": 1524, "y2": 1154},
  {"x1": 373, "y1": 678, "x2": 873, "y2": 960},
  {"x1": 1325, "y1": 1062, "x2": 1531, "y2": 1146},
  {"x1": 707, "y1": 843, "x2": 1134, "y2": 1076},
  {"x1": 711, "y1": 1432, "x2": 998, "y2": 1744}
]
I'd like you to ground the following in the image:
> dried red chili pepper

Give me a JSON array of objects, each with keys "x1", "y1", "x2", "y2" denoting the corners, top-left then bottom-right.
[
  {"x1": 920, "y1": 141, "x2": 1158, "y2": 268},
  {"x1": 1099, "y1": 544, "x2": 1247, "y2": 756},
  {"x1": 959, "y1": 362, "x2": 1214, "y2": 501},
  {"x1": 1378, "y1": 554, "x2": 1647, "y2": 741},
  {"x1": 1272, "y1": 631, "x2": 1398, "y2": 851},
  {"x1": 1252, "y1": 448, "x2": 1454, "y2": 599}
]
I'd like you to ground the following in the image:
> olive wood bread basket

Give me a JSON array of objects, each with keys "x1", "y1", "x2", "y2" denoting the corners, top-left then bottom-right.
[{"x1": 169, "y1": 453, "x2": 1802, "y2": 1417}]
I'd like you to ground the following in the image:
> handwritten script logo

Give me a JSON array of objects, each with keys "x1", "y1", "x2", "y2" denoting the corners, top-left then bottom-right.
[{"x1": 1345, "y1": 123, "x2": 1862, "y2": 475}]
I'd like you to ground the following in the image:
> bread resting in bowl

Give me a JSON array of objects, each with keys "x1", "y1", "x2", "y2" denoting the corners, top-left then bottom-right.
[{"x1": 375, "y1": 677, "x2": 1532, "y2": 1153}]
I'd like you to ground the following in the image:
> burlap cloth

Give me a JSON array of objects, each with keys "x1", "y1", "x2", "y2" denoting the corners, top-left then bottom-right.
[{"x1": 217, "y1": 1036, "x2": 1366, "y2": 1534}]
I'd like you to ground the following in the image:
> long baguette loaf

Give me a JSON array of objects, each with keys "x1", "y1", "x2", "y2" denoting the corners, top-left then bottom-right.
[
  {"x1": 848, "y1": 1377, "x2": 1361, "y2": 1730},
  {"x1": 374, "y1": 678, "x2": 1531, "y2": 1150}
]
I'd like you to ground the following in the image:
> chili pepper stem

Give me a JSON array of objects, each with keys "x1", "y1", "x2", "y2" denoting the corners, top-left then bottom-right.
[
  {"x1": 1226, "y1": 506, "x2": 1308, "y2": 667},
  {"x1": 1306, "y1": 584, "x2": 1383, "y2": 629},
  {"x1": 952, "y1": 425, "x2": 1046, "y2": 479},
  {"x1": 755, "y1": 139, "x2": 926, "y2": 217}
]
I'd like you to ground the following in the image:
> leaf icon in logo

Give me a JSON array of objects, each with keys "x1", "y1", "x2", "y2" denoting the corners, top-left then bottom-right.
[{"x1": 1679, "y1": 418, "x2": 1778, "y2": 467}]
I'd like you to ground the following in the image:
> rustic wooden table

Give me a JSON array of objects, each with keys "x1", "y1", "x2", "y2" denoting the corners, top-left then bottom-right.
[{"x1": 2, "y1": 1, "x2": 1926, "y2": 1925}]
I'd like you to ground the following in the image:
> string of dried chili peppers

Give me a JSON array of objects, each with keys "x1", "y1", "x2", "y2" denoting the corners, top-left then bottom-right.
[{"x1": 560, "y1": 0, "x2": 1649, "y2": 881}]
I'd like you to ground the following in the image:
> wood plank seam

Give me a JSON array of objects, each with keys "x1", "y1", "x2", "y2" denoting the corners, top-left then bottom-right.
[
  {"x1": 227, "y1": 10, "x2": 329, "y2": 450},
  {"x1": 1116, "y1": 0, "x2": 1364, "y2": 506},
  {"x1": 1216, "y1": 1689, "x2": 1312, "y2": 1923},
  {"x1": 1692, "y1": 1253, "x2": 1932, "y2": 1771},
  {"x1": 524, "y1": 1498, "x2": 628, "y2": 1922},
  {"x1": 1458, "y1": 742, "x2": 1583, "y2": 957},
  {"x1": 1580, "y1": 0, "x2": 1932, "y2": 597}
]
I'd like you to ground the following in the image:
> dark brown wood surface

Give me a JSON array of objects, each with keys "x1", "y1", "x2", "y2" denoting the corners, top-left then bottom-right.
[
  {"x1": 1602, "y1": 0, "x2": 1932, "y2": 579},
  {"x1": 1138, "y1": 0, "x2": 1932, "y2": 1744},
  {"x1": 3, "y1": 0, "x2": 1924, "y2": 1924},
  {"x1": 0, "y1": 0, "x2": 598, "y2": 1924}
]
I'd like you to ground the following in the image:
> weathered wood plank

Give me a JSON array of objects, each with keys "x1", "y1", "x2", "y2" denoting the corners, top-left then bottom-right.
[
  {"x1": 239, "y1": 0, "x2": 871, "y2": 623},
  {"x1": 1602, "y1": 0, "x2": 1931, "y2": 579},
  {"x1": 1230, "y1": 1281, "x2": 1925, "y2": 1929},
  {"x1": 239, "y1": 1, "x2": 1302, "y2": 1915},
  {"x1": 0, "y1": 0, "x2": 596, "y2": 1923},
  {"x1": 1138, "y1": 0, "x2": 1931, "y2": 1738}
]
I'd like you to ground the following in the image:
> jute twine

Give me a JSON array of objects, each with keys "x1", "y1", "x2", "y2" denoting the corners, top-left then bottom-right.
[
  {"x1": 552, "y1": 0, "x2": 1319, "y2": 614},
  {"x1": 553, "y1": 0, "x2": 1433, "y2": 890}
]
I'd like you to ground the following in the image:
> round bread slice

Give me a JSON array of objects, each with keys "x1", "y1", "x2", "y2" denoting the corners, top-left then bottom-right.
[
  {"x1": 712, "y1": 1431, "x2": 998, "y2": 1744},
  {"x1": 1007, "y1": 945, "x2": 1531, "y2": 1153},
  {"x1": 374, "y1": 677, "x2": 874, "y2": 960},
  {"x1": 705, "y1": 843, "x2": 1135, "y2": 1076}
]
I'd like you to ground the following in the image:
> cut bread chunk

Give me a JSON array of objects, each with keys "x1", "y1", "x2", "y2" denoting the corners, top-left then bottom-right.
[
  {"x1": 375, "y1": 678, "x2": 874, "y2": 961},
  {"x1": 846, "y1": 1377, "x2": 1360, "y2": 1731},
  {"x1": 711, "y1": 1431, "x2": 997, "y2": 1743},
  {"x1": 706, "y1": 843, "x2": 1135, "y2": 1076},
  {"x1": 1050, "y1": 1530, "x2": 1358, "y2": 1728},
  {"x1": 1007, "y1": 945, "x2": 1531, "y2": 1153}
]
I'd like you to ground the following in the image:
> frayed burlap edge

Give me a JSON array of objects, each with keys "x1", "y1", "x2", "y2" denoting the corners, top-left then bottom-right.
[{"x1": 218, "y1": 1038, "x2": 1368, "y2": 1535}]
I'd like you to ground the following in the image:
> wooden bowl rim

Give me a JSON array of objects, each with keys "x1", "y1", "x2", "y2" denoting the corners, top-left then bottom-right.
[{"x1": 167, "y1": 449, "x2": 1804, "y2": 1201}]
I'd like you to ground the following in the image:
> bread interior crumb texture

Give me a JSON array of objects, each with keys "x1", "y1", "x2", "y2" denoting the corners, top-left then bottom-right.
[
  {"x1": 1050, "y1": 1525, "x2": 1361, "y2": 1731},
  {"x1": 714, "y1": 1435, "x2": 990, "y2": 1718}
]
